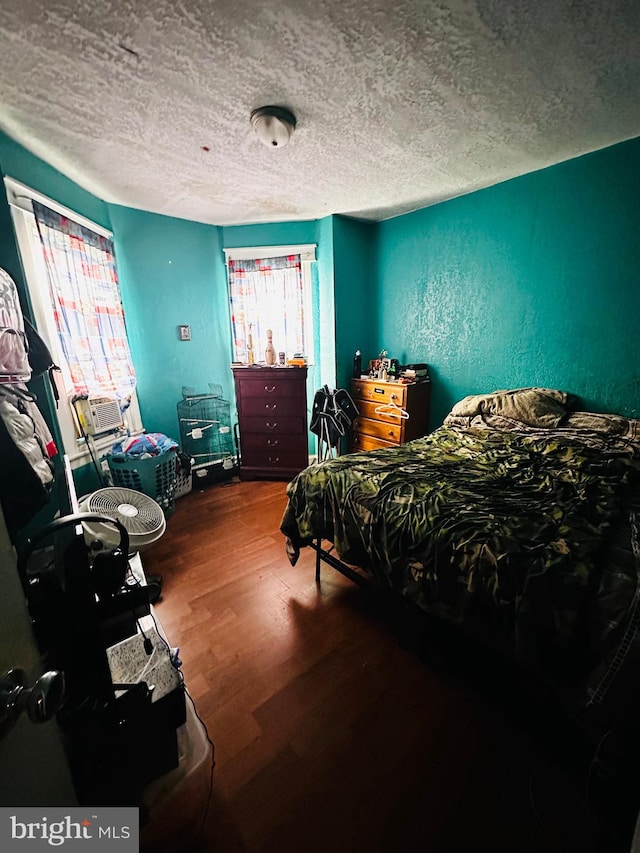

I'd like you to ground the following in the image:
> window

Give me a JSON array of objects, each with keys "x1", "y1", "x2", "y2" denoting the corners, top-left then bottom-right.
[
  {"x1": 224, "y1": 244, "x2": 316, "y2": 365},
  {"x1": 4, "y1": 177, "x2": 143, "y2": 465}
]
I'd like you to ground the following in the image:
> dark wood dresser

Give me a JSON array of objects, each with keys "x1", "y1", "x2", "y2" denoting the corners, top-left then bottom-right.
[
  {"x1": 350, "y1": 377, "x2": 431, "y2": 451},
  {"x1": 232, "y1": 366, "x2": 308, "y2": 480}
]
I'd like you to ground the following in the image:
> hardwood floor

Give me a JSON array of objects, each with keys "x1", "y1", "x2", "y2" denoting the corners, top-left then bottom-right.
[{"x1": 141, "y1": 479, "x2": 602, "y2": 853}]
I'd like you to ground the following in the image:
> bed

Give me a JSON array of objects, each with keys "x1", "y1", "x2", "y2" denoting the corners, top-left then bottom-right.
[{"x1": 280, "y1": 387, "x2": 640, "y2": 734}]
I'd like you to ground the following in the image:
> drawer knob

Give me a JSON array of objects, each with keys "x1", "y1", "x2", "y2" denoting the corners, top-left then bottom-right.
[
  {"x1": 264, "y1": 385, "x2": 277, "y2": 392},
  {"x1": 268, "y1": 456, "x2": 280, "y2": 463},
  {"x1": 267, "y1": 438, "x2": 279, "y2": 447},
  {"x1": 266, "y1": 422, "x2": 278, "y2": 429},
  {"x1": 265, "y1": 403, "x2": 277, "y2": 411}
]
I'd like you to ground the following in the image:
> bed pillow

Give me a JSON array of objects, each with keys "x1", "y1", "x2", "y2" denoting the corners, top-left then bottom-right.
[
  {"x1": 564, "y1": 411, "x2": 640, "y2": 441},
  {"x1": 449, "y1": 387, "x2": 572, "y2": 428}
]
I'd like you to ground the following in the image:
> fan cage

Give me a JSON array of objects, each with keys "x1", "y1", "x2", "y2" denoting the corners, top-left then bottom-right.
[{"x1": 86, "y1": 488, "x2": 165, "y2": 538}]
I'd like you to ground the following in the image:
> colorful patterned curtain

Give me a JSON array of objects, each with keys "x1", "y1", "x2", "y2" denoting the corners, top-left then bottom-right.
[
  {"x1": 32, "y1": 201, "x2": 137, "y2": 399},
  {"x1": 228, "y1": 255, "x2": 305, "y2": 363}
]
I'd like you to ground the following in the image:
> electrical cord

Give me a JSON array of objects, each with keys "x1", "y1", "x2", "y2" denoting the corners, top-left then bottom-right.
[
  {"x1": 528, "y1": 725, "x2": 640, "y2": 853},
  {"x1": 146, "y1": 606, "x2": 215, "y2": 832},
  {"x1": 583, "y1": 724, "x2": 640, "y2": 850},
  {"x1": 127, "y1": 573, "x2": 216, "y2": 839},
  {"x1": 145, "y1": 606, "x2": 216, "y2": 839},
  {"x1": 528, "y1": 767, "x2": 568, "y2": 853},
  {"x1": 584, "y1": 726, "x2": 618, "y2": 811},
  {"x1": 134, "y1": 616, "x2": 155, "y2": 657},
  {"x1": 71, "y1": 396, "x2": 106, "y2": 485}
]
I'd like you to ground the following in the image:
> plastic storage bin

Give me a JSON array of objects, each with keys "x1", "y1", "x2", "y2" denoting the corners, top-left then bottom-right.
[{"x1": 106, "y1": 451, "x2": 177, "y2": 513}]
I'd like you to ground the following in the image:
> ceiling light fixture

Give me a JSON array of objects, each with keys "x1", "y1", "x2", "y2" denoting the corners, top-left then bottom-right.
[{"x1": 250, "y1": 105, "x2": 297, "y2": 149}]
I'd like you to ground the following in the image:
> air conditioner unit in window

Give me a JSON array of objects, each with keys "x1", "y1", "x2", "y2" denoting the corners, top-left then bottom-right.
[{"x1": 75, "y1": 396, "x2": 123, "y2": 436}]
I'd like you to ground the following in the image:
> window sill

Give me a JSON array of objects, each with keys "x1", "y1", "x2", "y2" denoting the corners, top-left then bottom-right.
[{"x1": 66, "y1": 431, "x2": 143, "y2": 470}]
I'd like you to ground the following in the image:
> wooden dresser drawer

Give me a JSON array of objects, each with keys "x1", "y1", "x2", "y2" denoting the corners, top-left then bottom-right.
[
  {"x1": 242, "y1": 415, "x2": 306, "y2": 436},
  {"x1": 351, "y1": 432, "x2": 396, "y2": 452},
  {"x1": 240, "y1": 433, "x2": 292, "y2": 454},
  {"x1": 352, "y1": 416, "x2": 402, "y2": 444},
  {"x1": 351, "y1": 379, "x2": 406, "y2": 407},
  {"x1": 356, "y1": 398, "x2": 406, "y2": 425},
  {"x1": 241, "y1": 434, "x2": 308, "y2": 468},
  {"x1": 240, "y1": 396, "x2": 303, "y2": 418},
  {"x1": 237, "y1": 377, "x2": 301, "y2": 399}
]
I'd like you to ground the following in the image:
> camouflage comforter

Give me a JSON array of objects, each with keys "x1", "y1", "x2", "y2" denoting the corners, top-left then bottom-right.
[{"x1": 281, "y1": 413, "x2": 640, "y2": 709}]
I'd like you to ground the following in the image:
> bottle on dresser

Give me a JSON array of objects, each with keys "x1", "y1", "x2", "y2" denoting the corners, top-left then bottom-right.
[
  {"x1": 353, "y1": 350, "x2": 362, "y2": 378},
  {"x1": 265, "y1": 329, "x2": 276, "y2": 365}
]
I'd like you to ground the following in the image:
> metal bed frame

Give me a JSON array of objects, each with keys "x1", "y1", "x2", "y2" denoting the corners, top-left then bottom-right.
[{"x1": 310, "y1": 537, "x2": 373, "y2": 589}]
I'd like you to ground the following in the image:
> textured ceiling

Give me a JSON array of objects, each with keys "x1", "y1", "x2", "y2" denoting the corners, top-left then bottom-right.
[{"x1": 0, "y1": 0, "x2": 639, "y2": 226}]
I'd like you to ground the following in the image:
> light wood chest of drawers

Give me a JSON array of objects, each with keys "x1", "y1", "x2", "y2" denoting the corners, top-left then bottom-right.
[
  {"x1": 350, "y1": 377, "x2": 431, "y2": 452},
  {"x1": 233, "y1": 366, "x2": 308, "y2": 480}
]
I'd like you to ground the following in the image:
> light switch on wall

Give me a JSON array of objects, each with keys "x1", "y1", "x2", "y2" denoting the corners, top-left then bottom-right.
[{"x1": 178, "y1": 325, "x2": 191, "y2": 341}]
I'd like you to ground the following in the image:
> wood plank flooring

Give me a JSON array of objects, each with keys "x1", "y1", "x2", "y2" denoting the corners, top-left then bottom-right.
[{"x1": 141, "y1": 479, "x2": 602, "y2": 853}]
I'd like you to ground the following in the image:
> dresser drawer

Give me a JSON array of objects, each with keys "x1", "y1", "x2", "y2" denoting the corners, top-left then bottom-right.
[
  {"x1": 241, "y1": 434, "x2": 308, "y2": 468},
  {"x1": 351, "y1": 432, "x2": 396, "y2": 452},
  {"x1": 240, "y1": 396, "x2": 303, "y2": 418},
  {"x1": 352, "y1": 416, "x2": 402, "y2": 444},
  {"x1": 241, "y1": 433, "x2": 291, "y2": 454},
  {"x1": 241, "y1": 415, "x2": 306, "y2": 435},
  {"x1": 351, "y1": 379, "x2": 406, "y2": 407},
  {"x1": 238, "y1": 377, "x2": 302, "y2": 399},
  {"x1": 355, "y1": 398, "x2": 407, "y2": 425}
]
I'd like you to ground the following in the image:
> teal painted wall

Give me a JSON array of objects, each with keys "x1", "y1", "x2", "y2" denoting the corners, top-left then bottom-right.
[
  {"x1": 220, "y1": 220, "x2": 319, "y2": 251},
  {"x1": 107, "y1": 205, "x2": 230, "y2": 442},
  {"x1": 377, "y1": 137, "x2": 640, "y2": 427},
  {"x1": 332, "y1": 216, "x2": 377, "y2": 393},
  {"x1": 0, "y1": 128, "x2": 337, "y2": 469},
  {"x1": 316, "y1": 216, "x2": 337, "y2": 390},
  {"x1": 0, "y1": 131, "x2": 112, "y2": 231},
  {"x1": 0, "y1": 152, "x2": 29, "y2": 309},
  {"x1": 4, "y1": 125, "x2": 639, "y2": 483}
]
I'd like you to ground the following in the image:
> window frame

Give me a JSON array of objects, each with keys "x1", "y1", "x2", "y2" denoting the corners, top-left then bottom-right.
[
  {"x1": 223, "y1": 243, "x2": 316, "y2": 366},
  {"x1": 4, "y1": 176, "x2": 143, "y2": 468}
]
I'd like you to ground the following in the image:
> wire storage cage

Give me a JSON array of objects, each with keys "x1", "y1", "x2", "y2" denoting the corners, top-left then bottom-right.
[{"x1": 177, "y1": 384, "x2": 238, "y2": 487}]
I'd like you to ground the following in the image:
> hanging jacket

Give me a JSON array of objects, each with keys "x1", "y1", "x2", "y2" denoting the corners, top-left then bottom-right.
[
  {"x1": 0, "y1": 392, "x2": 55, "y2": 540},
  {"x1": 309, "y1": 385, "x2": 359, "y2": 449}
]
